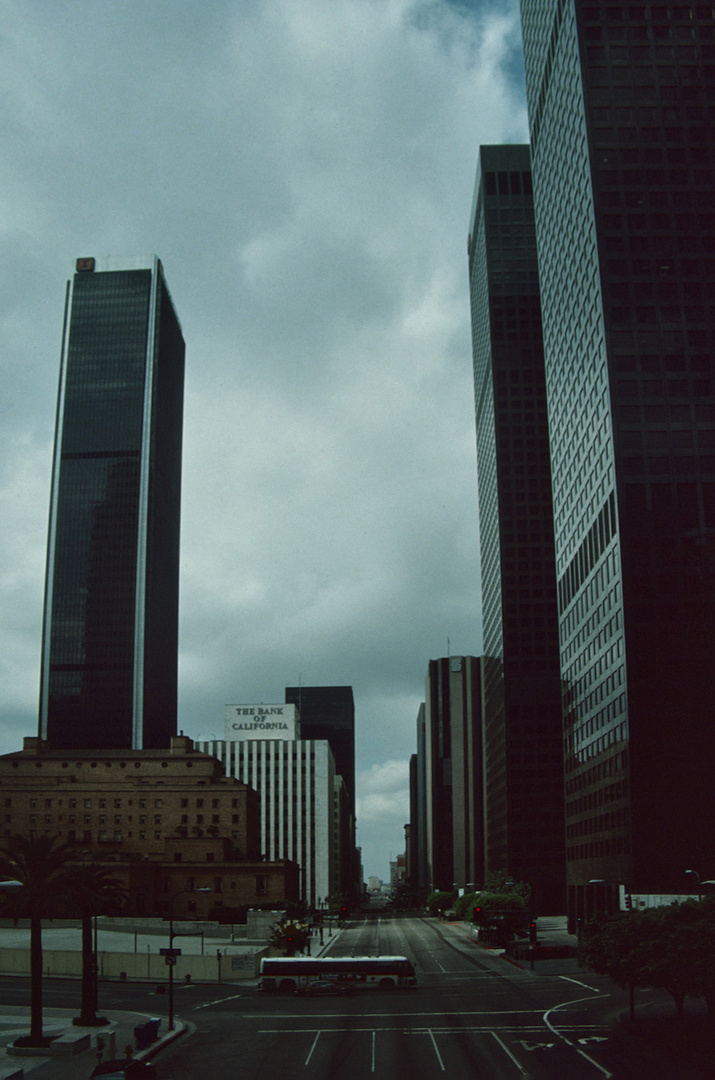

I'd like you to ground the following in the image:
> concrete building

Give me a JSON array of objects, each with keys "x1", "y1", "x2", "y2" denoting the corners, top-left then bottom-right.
[
  {"x1": 0, "y1": 735, "x2": 298, "y2": 918},
  {"x1": 520, "y1": 0, "x2": 715, "y2": 922},
  {"x1": 40, "y1": 256, "x2": 185, "y2": 751},
  {"x1": 424, "y1": 657, "x2": 484, "y2": 893},
  {"x1": 468, "y1": 144, "x2": 566, "y2": 913},
  {"x1": 197, "y1": 704, "x2": 340, "y2": 907}
]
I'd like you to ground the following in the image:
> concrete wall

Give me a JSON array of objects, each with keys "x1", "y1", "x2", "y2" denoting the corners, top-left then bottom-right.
[{"x1": 0, "y1": 947, "x2": 268, "y2": 982}]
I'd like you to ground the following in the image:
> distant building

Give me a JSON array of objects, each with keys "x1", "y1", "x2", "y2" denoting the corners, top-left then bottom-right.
[
  {"x1": 468, "y1": 144, "x2": 565, "y2": 912},
  {"x1": 424, "y1": 657, "x2": 484, "y2": 893},
  {"x1": 40, "y1": 256, "x2": 185, "y2": 751},
  {"x1": 0, "y1": 736, "x2": 298, "y2": 918},
  {"x1": 520, "y1": 0, "x2": 715, "y2": 920},
  {"x1": 284, "y1": 685, "x2": 359, "y2": 898},
  {"x1": 198, "y1": 704, "x2": 340, "y2": 907}
]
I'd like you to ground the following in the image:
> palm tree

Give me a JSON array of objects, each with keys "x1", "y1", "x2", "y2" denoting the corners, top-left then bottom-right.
[
  {"x1": 0, "y1": 834, "x2": 75, "y2": 1045},
  {"x1": 66, "y1": 864, "x2": 126, "y2": 1026}
]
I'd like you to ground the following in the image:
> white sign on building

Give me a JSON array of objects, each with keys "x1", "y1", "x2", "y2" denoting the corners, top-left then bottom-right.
[{"x1": 224, "y1": 704, "x2": 299, "y2": 741}]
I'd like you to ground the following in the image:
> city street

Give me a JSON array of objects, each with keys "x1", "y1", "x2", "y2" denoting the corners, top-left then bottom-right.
[{"x1": 0, "y1": 914, "x2": 707, "y2": 1078}]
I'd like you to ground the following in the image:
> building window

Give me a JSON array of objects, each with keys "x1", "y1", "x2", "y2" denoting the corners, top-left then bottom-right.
[
  {"x1": 214, "y1": 877, "x2": 223, "y2": 894},
  {"x1": 155, "y1": 800, "x2": 162, "y2": 808},
  {"x1": 256, "y1": 876, "x2": 267, "y2": 896}
]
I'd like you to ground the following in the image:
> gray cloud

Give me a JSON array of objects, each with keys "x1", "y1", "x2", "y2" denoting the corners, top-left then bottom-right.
[{"x1": 0, "y1": 0, "x2": 526, "y2": 877}]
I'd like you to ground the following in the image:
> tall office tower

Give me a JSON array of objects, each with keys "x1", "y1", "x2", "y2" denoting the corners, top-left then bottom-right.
[
  {"x1": 410, "y1": 703, "x2": 429, "y2": 889},
  {"x1": 40, "y1": 256, "x2": 185, "y2": 751},
  {"x1": 284, "y1": 685, "x2": 358, "y2": 897},
  {"x1": 520, "y1": 1, "x2": 715, "y2": 921},
  {"x1": 424, "y1": 657, "x2": 484, "y2": 892},
  {"x1": 284, "y1": 685, "x2": 355, "y2": 814},
  {"x1": 468, "y1": 145, "x2": 565, "y2": 913}
]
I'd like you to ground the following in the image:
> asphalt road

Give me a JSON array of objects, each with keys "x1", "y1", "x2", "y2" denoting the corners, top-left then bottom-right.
[
  {"x1": 162, "y1": 913, "x2": 707, "y2": 1079},
  {"x1": 0, "y1": 914, "x2": 706, "y2": 1078}
]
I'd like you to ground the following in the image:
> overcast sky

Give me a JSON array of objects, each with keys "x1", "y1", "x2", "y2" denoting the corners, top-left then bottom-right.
[{"x1": 0, "y1": 0, "x2": 527, "y2": 880}]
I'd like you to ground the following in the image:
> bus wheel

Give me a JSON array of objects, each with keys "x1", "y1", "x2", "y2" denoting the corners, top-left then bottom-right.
[
  {"x1": 280, "y1": 979, "x2": 297, "y2": 993},
  {"x1": 378, "y1": 978, "x2": 395, "y2": 989}
]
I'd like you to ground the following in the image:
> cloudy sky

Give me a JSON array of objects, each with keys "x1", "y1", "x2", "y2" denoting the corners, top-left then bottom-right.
[{"x1": 0, "y1": 0, "x2": 527, "y2": 879}]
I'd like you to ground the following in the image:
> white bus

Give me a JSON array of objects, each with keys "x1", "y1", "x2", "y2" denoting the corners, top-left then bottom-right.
[{"x1": 259, "y1": 955, "x2": 417, "y2": 993}]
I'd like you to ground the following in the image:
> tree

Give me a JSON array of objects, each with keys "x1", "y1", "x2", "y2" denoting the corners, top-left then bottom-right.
[
  {"x1": 483, "y1": 871, "x2": 532, "y2": 906},
  {"x1": 426, "y1": 890, "x2": 455, "y2": 916},
  {"x1": 579, "y1": 900, "x2": 715, "y2": 1022},
  {"x1": 0, "y1": 834, "x2": 75, "y2": 1045},
  {"x1": 268, "y1": 917, "x2": 311, "y2": 956},
  {"x1": 471, "y1": 891, "x2": 528, "y2": 944},
  {"x1": 65, "y1": 864, "x2": 126, "y2": 1027}
]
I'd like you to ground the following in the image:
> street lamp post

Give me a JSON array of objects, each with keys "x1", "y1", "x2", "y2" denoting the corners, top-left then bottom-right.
[
  {"x1": 685, "y1": 869, "x2": 702, "y2": 901},
  {"x1": 167, "y1": 888, "x2": 211, "y2": 1031}
]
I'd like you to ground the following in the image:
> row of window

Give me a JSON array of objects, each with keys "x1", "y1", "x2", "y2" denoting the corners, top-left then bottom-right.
[{"x1": 10, "y1": 796, "x2": 242, "y2": 809}]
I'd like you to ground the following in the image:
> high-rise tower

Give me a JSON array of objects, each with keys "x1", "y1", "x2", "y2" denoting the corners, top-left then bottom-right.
[
  {"x1": 40, "y1": 256, "x2": 185, "y2": 750},
  {"x1": 423, "y1": 656, "x2": 484, "y2": 893},
  {"x1": 468, "y1": 145, "x2": 565, "y2": 912},
  {"x1": 520, "y1": 1, "x2": 715, "y2": 920}
]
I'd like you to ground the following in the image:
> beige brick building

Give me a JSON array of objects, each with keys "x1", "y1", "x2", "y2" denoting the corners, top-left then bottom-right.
[{"x1": 0, "y1": 735, "x2": 299, "y2": 917}]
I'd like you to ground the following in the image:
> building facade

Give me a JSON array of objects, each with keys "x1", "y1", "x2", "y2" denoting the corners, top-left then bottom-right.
[
  {"x1": 284, "y1": 685, "x2": 359, "y2": 898},
  {"x1": 520, "y1": 0, "x2": 715, "y2": 920},
  {"x1": 424, "y1": 657, "x2": 484, "y2": 893},
  {"x1": 40, "y1": 256, "x2": 185, "y2": 751},
  {"x1": 197, "y1": 729, "x2": 338, "y2": 908},
  {"x1": 0, "y1": 736, "x2": 298, "y2": 918},
  {"x1": 468, "y1": 144, "x2": 566, "y2": 913}
]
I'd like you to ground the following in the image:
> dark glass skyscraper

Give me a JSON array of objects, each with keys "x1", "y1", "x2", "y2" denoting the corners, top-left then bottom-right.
[
  {"x1": 40, "y1": 256, "x2": 185, "y2": 750},
  {"x1": 284, "y1": 685, "x2": 355, "y2": 812},
  {"x1": 468, "y1": 145, "x2": 565, "y2": 912},
  {"x1": 520, "y1": 1, "x2": 715, "y2": 919}
]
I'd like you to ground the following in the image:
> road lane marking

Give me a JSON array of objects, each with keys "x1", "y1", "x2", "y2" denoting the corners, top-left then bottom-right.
[
  {"x1": 559, "y1": 975, "x2": 599, "y2": 992},
  {"x1": 491, "y1": 1031, "x2": 528, "y2": 1074},
  {"x1": 193, "y1": 993, "x2": 244, "y2": 1010},
  {"x1": 428, "y1": 1029, "x2": 446, "y2": 1071},
  {"x1": 543, "y1": 997, "x2": 613, "y2": 1079},
  {"x1": 371, "y1": 1030, "x2": 376, "y2": 1072},
  {"x1": 304, "y1": 1030, "x2": 321, "y2": 1066}
]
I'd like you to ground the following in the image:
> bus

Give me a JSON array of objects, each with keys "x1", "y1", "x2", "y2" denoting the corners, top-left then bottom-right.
[{"x1": 259, "y1": 955, "x2": 417, "y2": 993}]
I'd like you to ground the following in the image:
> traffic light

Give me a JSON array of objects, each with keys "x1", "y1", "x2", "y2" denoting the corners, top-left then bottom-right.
[
  {"x1": 624, "y1": 894, "x2": 632, "y2": 910},
  {"x1": 529, "y1": 921, "x2": 537, "y2": 945}
]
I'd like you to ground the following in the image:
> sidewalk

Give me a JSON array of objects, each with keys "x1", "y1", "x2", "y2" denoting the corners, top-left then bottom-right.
[{"x1": 0, "y1": 1006, "x2": 187, "y2": 1080}]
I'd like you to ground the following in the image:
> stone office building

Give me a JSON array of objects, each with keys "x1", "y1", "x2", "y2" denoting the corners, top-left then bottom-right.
[{"x1": 0, "y1": 735, "x2": 299, "y2": 918}]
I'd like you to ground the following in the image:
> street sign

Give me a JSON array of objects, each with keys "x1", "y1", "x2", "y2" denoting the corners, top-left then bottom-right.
[
  {"x1": 160, "y1": 947, "x2": 182, "y2": 957},
  {"x1": 165, "y1": 956, "x2": 177, "y2": 966}
]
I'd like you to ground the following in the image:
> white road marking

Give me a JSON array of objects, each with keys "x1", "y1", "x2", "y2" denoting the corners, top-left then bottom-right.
[
  {"x1": 491, "y1": 1030, "x2": 528, "y2": 1074},
  {"x1": 428, "y1": 1028, "x2": 446, "y2": 1071},
  {"x1": 304, "y1": 1030, "x2": 321, "y2": 1066}
]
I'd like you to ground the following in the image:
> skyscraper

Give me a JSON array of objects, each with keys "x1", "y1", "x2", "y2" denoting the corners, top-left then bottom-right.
[
  {"x1": 284, "y1": 685, "x2": 359, "y2": 898},
  {"x1": 520, "y1": 1, "x2": 715, "y2": 920},
  {"x1": 284, "y1": 685, "x2": 356, "y2": 813},
  {"x1": 423, "y1": 656, "x2": 484, "y2": 892},
  {"x1": 468, "y1": 145, "x2": 565, "y2": 912},
  {"x1": 40, "y1": 256, "x2": 185, "y2": 751}
]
